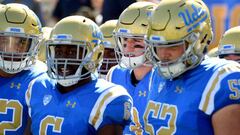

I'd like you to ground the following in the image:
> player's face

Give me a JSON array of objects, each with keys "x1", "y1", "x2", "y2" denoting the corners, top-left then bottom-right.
[
  {"x1": 0, "y1": 36, "x2": 31, "y2": 61},
  {"x1": 51, "y1": 44, "x2": 85, "y2": 76},
  {"x1": 122, "y1": 38, "x2": 145, "y2": 57},
  {"x1": 156, "y1": 43, "x2": 185, "y2": 62},
  {"x1": 223, "y1": 54, "x2": 240, "y2": 62}
]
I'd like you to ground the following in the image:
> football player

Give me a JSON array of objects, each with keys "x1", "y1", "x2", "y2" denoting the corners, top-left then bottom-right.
[
  {"x1": 144, "y1": 0, "x2": 240, "y2": 134},
  {"x1": 106, "y1": 2, "x2": 156, "y2": 135},
  {"x1": 0, "y1": 3, "x2": 46, "y2": 134},
  {"x1": 218, "y1": 26, "x2": 240, "y2": 62},
  {"x1": 98, "y1": 20, "x2": 118, "y2": 79},
  {"x1": 25, "y1": 15, "x2": 133, "y2": 135}
]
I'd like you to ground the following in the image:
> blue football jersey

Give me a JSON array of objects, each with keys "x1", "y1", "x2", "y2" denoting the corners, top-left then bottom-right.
[
  {"x1": 0, "y1": 60, "x2": 47, "y2": 135},
  {"x1": 107, "y1": 65, "x2": 152, "y2": 135},
  {"x1": 26, "y1": 74, "x2": 133, "y2": 135},
  {"x1": 144, "y1": 57, "x2": 240, "y2": 135}
]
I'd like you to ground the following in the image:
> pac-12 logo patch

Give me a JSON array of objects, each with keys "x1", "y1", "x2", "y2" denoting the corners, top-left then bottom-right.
[{"x1": 43, "y1": 95, "x2": 52, "y2": 106}]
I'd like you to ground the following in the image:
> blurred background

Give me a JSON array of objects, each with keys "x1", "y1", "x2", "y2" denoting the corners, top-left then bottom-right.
[{"x1": 1, "y1": 0, "x2": 240, "y2": 51}]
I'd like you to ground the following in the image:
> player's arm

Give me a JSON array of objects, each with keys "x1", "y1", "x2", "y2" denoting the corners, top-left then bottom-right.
[
  {"x1": 89, "y1": 85, "x2": 133, "y2": 134},
  {"x1": 24, "y1": 116, "x2": 32, "y2": 135},
  {"x1": 97, "y1": 124, "x2": 123, "y2": 135},
  {"x1": 212, "y1": 104, "x2": 240, "y2": 135},
  {"x1": 211, "y1": 64, "x2": 240, "y2": 135}
]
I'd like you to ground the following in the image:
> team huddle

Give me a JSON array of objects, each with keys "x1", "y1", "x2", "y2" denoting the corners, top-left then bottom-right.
[{"x1": 1, "y1": 0, "x2": 240, "y2": 135}]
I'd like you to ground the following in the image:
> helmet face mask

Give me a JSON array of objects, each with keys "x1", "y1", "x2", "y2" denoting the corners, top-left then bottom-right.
[
  {"x1": 99, "y1": 20, "x2": 118, "y2": 75},
  {"x1": 114, "y1": 35, "x2": 147, "y2": 69},
  {"x1": 148, "y1": 32, "x2": 201, "y2": 79},
  {"x1": 0, "y1": 34, "x2": 39, "y2": 73},
  {"x1": 145, "y1": 0, "x2": 213, "y2": 79},
  {"x1": 47, "y1": 42, "x2": 92, "y2": 86},
  {"x1": 0, "y1": 4, "x2": 42, "y2": 74},
  {"x1": 100, "y1": 47, "x2": 117, "y2": 75},
  {"x1": 47, "y1": 16, "x2": 104, "y2": 87}
]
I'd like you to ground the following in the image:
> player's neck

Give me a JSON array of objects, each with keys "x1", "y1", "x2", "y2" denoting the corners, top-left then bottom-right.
[
  {"x1": 0, "y1": 70, "x2": 17, "y2": 78},
  {"x1": 133, "y1": 65, "x2": 152, "y2": 81},
  {"x1": 57, "y1": 77, "x2": 92, "y2": 94}
]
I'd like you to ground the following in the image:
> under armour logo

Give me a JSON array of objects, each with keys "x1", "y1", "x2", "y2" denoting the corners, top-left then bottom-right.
[
  {"x1": 66, "y1": 101, "x2": 76, "y2": 108},
  {"x1": 138, "y1": 90, "x2": 146, "y2": 97},
  {"x1": 175, "y1": 86, "x2": 183, "y2": 93},
  {"x1": 10, "y1": 82, "x2": 21, "y2": 89}
]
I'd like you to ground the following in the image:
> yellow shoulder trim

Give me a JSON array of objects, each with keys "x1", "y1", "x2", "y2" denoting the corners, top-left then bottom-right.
[
  {"x1": 25, "y1": 77, "x2": 38, "y2": 117},
  {"x1": 106, "y1": 65, "x2": 118, "y2": 82},
  {"x1": 199, "y1": 64, "x2": 240, "y2": 115}
]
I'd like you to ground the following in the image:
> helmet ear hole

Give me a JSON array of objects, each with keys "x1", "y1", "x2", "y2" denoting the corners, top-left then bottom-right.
[
  {"x1": 203, "y1": 46, "x2": 208, "y2": 54},
  {"x1": 207, "y1": 39, "x2": 211, "y2": 45}
]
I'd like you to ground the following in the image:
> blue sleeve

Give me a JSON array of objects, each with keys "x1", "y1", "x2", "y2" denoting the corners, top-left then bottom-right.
[
  {"x1": 213, "y1": 71, "x2": 240, "y2": 114},
  {"x1": 98, "y1": 95, "x2": 133, "y2": 130}
]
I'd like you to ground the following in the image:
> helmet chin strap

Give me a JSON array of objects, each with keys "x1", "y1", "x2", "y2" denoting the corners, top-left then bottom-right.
[
  {"x1": 51, "y1": 64, "x2": 92, "y2": 87},
  {"x1": 57, "y1": 78, "x2": 79, "y2": 87},
  {"x1": 120, "y1": 54, "x2": 146, "y2": 69},
  {"x1": 158, "y1": 61, "x2": 186, "y2": 80},
  {"x1": 0, "y1": 57, "x2": 31, "y2": 74}
]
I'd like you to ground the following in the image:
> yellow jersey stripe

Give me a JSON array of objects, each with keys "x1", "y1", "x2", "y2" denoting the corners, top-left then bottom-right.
[
  {"x1": 199, "y1": 64, "x2": 240, "y2": 115},
  {"x1": 106, "y1": 65, "x2": 118, "y2": 82},
  {"x1": 25, "y1": 77, "x2": 38, "y2": 117}
]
